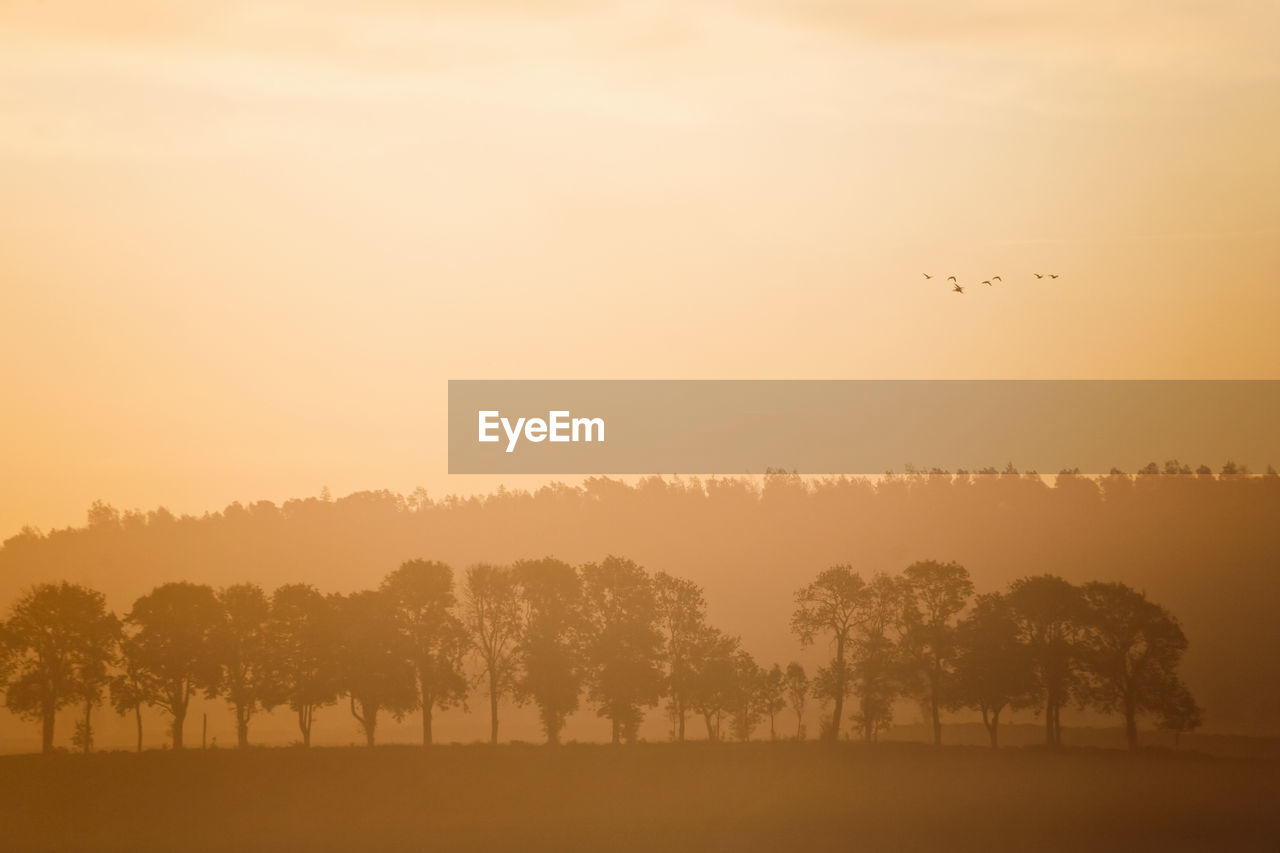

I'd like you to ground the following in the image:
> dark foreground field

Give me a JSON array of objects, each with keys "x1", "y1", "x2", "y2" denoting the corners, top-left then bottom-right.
[{"x1": 2, "y1": 743, "x2": 1278, "y2": 852}]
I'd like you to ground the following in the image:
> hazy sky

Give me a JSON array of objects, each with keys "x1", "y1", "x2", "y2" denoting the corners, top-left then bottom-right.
[{"x1": 2, "y1": 0, "x2": 1279, "y2": 536}]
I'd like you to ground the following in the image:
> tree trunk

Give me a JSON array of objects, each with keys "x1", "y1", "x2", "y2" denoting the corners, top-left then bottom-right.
[
  {"x1": 677, "y1": 698, "x2": 686, "y2": 743},
  {"x1": 1123, "y1": 683, "x2": 1138, "y2": 750},
  {"x1": 41, "y1": 704, "x2": 56, "y2": 753},
  {"x1": 611, "y1": 718, "x2": 621, "y2": 745},
  {"x1": 82, "y1": 700, "x2": 94, "y2": 753},
  {"x1": 830, "y1": 695, "x2": 845, "y2": 742},
  {"x1": 830, "y1": 639, "x2": 846, "y2": 741},
  {"x1": 237, "y1": 705, "x2": 250, "y2": 748},
  {"x1": 135, "y1": 705, "x2": 143, "y2": 753},
  {"x1": 1124, "y1": 705, "x2": 1139, "y2": 750},
  {"x1": 172, "y1": 707, "x2": 186, "y2": 750},
  {"x1": 488, "y1": 674, "x2": 500, "y2": 745},
  {"x1": 931, "y1": 694, "x2": 942, "y2": 746},
  {"x1": 1044, "y1": 696, "x2": 1054, "y2": 746},
  {"x1": 420, "y1": 673, "x2": 434, "y2": 747},
  {"x1": 421, "y1": 683, "x2": 434, "y2": 747},
  {"x1": 298, "y1": 706, "x2": 312, "y2": 748}
]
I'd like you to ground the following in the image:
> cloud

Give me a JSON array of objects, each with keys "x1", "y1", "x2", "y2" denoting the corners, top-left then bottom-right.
[
  {"x1": 1, "y1": 0, "x2": 1277, "y2": 163},
  {"x1": 741, "y1": 0, "x2": 1280, "y2": 81},
  {"x1": 6, "y1": 1, "x2": 1276, "y2": 88}
]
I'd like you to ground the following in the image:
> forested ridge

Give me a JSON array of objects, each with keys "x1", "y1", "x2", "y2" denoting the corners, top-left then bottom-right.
[{"x1": 1, "y1": 463, "x2": 1277, "y2": 748}]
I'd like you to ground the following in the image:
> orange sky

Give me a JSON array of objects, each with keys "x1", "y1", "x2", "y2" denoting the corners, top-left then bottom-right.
[{"x1": 2, "y1": 1, "x2": 1279, "y2": 536}]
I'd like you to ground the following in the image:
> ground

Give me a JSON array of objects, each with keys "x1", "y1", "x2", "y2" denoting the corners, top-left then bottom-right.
[{"x1": 2, "y1": 742, "x2": 1277, "y2": 851}]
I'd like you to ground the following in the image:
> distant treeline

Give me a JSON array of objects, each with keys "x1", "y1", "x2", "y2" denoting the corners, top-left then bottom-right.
[
  {"x1": 0, "y1": 557, "x2": 1199, "y2": 754},
  {"x1": 0, "y1": 462, "x2": 1274, "y2": 735}
]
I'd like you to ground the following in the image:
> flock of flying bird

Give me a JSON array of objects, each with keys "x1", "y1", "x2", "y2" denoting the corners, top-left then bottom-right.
[{"x1": 923, "y1": 272, "x2": 1060, "y2": 293}]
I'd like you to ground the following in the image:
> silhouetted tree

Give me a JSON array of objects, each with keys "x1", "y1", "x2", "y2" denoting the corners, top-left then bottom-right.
[
  {"x1": 784, "y1": 662, "x2": 810, "y2": 740},
  {"x1": 792, "y1": 565, "x2": 866, "y2": 741},
  {"x1": 1006, "y1": 575, "x2": 1084, "y2": 747},
  {"x1": 0, "y1": 625, "x2": 13, "y2": 688},
  {"x1": 334, "y1": 589, "x2": 417, "y2": 746},
  {"x1": 850, "y1": 573, "x2": 903, "y2": 742},
  {"x1": 732, "y1": 648, "x2": 768, "y2": 742},
  {"x1": 654, "y1": 572, "x2": 710, "y2": 742},
  {"x1": 217, "y1": 583, "x2": 276, "y2": 748},
  {"x1": 513, "y1": 557, "x2": 584, "y2": 745},
  {"x1": 688, "y1": 629, "x2": 739, "y2": 742},
  {"x1": 110, "y1": 635, "x2": 152, "y2": 752},
  {"x1": 1078, "y1": 581, "x2": 1192, "y2": 750},
  {"x1": 3, "y1": 583, "x2": 118, "y2": 752},
  {"x1": 729, "y1": 650, "x2": 766, "y2": 741},
  {"x1": 949, "y1": 592, "x2": 1036, "y2": 747},
  {"x1": 463, "y1": 563, "x2": 522, "y2": 745},
  {"x1": 267, "y1": 584, "x2": 340, "y2": 747},
  {"x1": 581, "y1": 556, "x2": 664, "y2": 744},
  {"x1": 382, "y1": 560, "x2": 468, "y2": 746},
  {"x1": 126, "y1": 582, "x2": 224, "y2": 749},
  {"x1": 760, "y1": 663, "x2": 787, "y2": 741},
  {"x1": 1156, "y1": 681, "x2": 1203, "y2": 749},
  {"x1": 72, "y1": 654, "x2": 112, "y2": 754},
  {"x1": 898, "y1": 560, "x2": 974, "y2": 745},
  {"x1": 811, "y1": 665, "x2": 847, "y2": 740}
]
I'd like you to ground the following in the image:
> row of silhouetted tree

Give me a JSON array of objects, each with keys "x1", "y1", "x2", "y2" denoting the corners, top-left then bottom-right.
[
  {"x1": 0, "y1": 465, "x2": 1273, "y2": 733},
  {"x1": 792, "y1": 563, "x2": 1200, "y2": 748},
  {"x1": 0, "y1": 557, "x2": 1200, "y2": 753}
]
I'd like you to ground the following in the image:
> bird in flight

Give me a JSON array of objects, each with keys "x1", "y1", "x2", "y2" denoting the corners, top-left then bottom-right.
[
  {"x1": 982, "y1": 280, "x2": 993, "y2": 286},
  {"x1": 952, "y1": 283, "x2": 965, "y2": 293},
  {"x1": 923, "y1": 273, "x2": 934, "y2": 279},
  {"x1": 947, "y1": 275, "x2": 957, "y2": 283},
  {"x1": 992, "y1": 276, "x2": 1002, "y2": 283},
  {"x1": 1048, "y1": 274, "x2": 1060, "y2": 279},
  {"x1": 1034, "y1": 273, "x2": 1045, "y2": 279}
]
